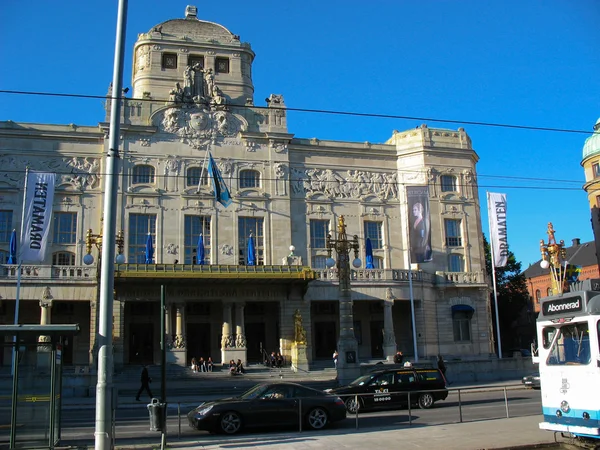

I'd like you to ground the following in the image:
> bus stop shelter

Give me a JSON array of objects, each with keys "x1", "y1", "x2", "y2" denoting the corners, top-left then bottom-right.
[{"x1": 0, "y1": 324, "x2": 79, "y2": 449}]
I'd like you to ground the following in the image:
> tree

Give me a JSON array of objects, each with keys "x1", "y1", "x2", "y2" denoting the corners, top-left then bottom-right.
[{"x1": 483, "y1": 235, "x2": 535, "y2": 353}]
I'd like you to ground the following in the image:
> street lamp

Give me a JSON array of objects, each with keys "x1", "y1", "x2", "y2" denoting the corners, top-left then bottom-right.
[
  {"x1": 539, "y1": 222, "x2": 567, "y2": 295},
  {"x1": 326, "y1": 215, "x2": 361, "y2": 384},
  {"x1": 83, "y1": 228, "x2": 126, "y2": 267}
]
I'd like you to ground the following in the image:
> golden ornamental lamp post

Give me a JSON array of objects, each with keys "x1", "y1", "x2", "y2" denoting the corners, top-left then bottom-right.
[
  {"x1": 326, "y1": 215, "x2": 361, "y2": 384},
  {"x1": 83, "y1": 228, "x2": 126, "y2": 267},
  {"x1": 539, "y1": 222, "x2": 567, "y2": 295}
]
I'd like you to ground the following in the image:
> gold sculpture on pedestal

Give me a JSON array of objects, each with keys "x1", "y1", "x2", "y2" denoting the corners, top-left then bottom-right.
[
  {"x1": 539, "y1": 222, "x2": 567, "y2": 295},
  {"x1": 294, "y1": 309, "x2": 307, "y2": 345}
]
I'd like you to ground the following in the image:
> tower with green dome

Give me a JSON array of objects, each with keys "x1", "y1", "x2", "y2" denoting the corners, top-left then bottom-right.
[{"x1": 581, "y1": 118, "x2": 600, "y2": 267}]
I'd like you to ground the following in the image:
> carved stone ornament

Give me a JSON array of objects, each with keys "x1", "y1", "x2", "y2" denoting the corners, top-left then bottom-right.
[
  {"x1": 296, "y1": 168, "x2": 399, "y2": 200},
  {"x1": 293, "y1": 309, "x2": 307, "y2": 344},
  {"x1": 160, "y1": 105, "x2": 246, "y2": 149}
]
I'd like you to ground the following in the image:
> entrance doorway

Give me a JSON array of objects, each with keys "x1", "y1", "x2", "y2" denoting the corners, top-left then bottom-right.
[
  {"x1": 370, "y1": 320, "x2": 384, "y2": 358},
  {"x1": 61, "y1": 335, "x2": 73, "y2": 365},
  {"x1": 187, "y1": 324, "x2": 211, "y2": 364},
  {"x1": 314, "y1": 321, "x2": 337, "y2": 359},
  {"x1": 129, "y1": 323, "x2": 154, "y2": 364},
  {"x1": 245, "y1": 323, "x2": 265, "y2": 363}
]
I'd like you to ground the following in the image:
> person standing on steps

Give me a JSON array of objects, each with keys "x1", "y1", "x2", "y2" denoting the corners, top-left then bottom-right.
[{"x1": 135, "y1": 364, "x2": 153, "y2": 401}]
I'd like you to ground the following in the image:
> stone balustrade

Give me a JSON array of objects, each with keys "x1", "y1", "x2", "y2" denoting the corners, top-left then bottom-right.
[{"x1": 0, "y1": 264, "x2": 96, "y2": 281}]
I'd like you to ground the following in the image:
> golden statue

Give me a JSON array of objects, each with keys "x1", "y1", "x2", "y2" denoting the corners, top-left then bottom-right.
[{"x1": 294, "y1": 309, "x2": 307, "y2": 345}]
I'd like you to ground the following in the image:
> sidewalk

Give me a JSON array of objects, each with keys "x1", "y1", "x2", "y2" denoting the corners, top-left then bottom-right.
[{"x1": 58, "y1": 415, "x2": 559, "y2": 450}]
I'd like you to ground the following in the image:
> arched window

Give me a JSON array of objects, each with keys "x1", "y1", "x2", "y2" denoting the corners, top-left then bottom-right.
[
  {"x1": 52, "y1": 251, "x2": 75, "y2": 266},
  {"x1": 132, "y1": 165, "x2": 155, "y2": 184},
  {"x1": 448, "y1": 254, "x2": 464, "y2": 272},
  {"x1": 441, "y1": 175, "x2": 458, "y2": 192},
  {"x1": 239, "y1": 170, "x2": 260, "y2": 189},
  {"x1": 186, "y1": 167, "x2": 208, "y2": 187},
  {"x1": 546, "y1": 287, "x2": 552, "y2": 297},
  {"x1": 535, "y1": 289, "x2": 541, "y2": 303}
]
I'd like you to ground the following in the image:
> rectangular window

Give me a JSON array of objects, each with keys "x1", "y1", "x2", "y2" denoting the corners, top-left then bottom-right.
[
  {"x1": 448, "y1": 254, "x2": 464, "y2": 272},
  {"x1": 596, "y1": 195, "x2": 600, "y2": 208},
  {"x1": 128, "y1": 214, "x2": 157, "y2": 264},
  {"x1": 441, "y1": 175, "x2": 457, "y2": 192},
  {"x1": 162, "y1": 53, "x2": 177, "y2": 69},
  {"x1": 310, "y1": 220, "x2": 329, "y2": 249},
  {"x1": 184, "y1": 215, "x2": 211, "y2": 264},
  {"x1": 453, "y1": 312, "x2": 471, "y2": 341},
  {"x1": 52, "y1": 252, "x2": 75, "y2": 265},
  {"x1": 593, "y1": 163, "x2": 600, "y2": 178},
  {"x1": 238, "y1": 217, "x2": 264, "y2": 265},
  {"x1": 311, "y1": 255, "x2": 327, "y2": 269},
  {"x1": 53, "y1": 212, "x2": 77, "y2": 244},
  {"x1": 188, "y1": 55, "x2": 204, "y2": 68},
  {"x1": 444, "y1": 219, "x2": 462, "y2": 247},
  {"x1": 216, "y1": 57, "x2": 230, "y2": 74},
  {"x1": 0, "y1": 210, "x2": 13, "y2": 243},
  {"x1": 364, "y1": 221, "x2": 383, "y2": 249}
]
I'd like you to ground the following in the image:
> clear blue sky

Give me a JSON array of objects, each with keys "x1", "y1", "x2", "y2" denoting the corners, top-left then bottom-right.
[{"x1": 1, "y1": 0, "x2": 599, "y2": 268}]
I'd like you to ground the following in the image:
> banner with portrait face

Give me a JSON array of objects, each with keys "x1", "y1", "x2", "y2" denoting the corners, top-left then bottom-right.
[{"x1": 406, "y1": 186, "x2": 432, "y2": 263}]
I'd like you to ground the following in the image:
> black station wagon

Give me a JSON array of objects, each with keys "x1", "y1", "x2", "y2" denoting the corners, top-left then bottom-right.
[{"x1": 328, "y1": 367, "x2": 448, "y2": 414}]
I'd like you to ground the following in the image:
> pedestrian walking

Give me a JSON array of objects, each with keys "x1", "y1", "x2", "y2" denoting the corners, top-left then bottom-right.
[
  {"x1": 135, "y1": 364, "x2": 153, "y2": 401},
  {"x1": 437, "y1": 354, "x2": 449, "y2": 384},
  {"x1": 333, "y1": 350, "x2": 339, "y2": 369}
]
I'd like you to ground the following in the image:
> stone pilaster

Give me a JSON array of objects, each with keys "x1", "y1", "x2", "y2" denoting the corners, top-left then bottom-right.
[
  {"x1": 383, "y1": 299, "x2": 397, "y2": 361},
  {"x1": 235, "y1": 302, "x2": 246, "y2": 348}
]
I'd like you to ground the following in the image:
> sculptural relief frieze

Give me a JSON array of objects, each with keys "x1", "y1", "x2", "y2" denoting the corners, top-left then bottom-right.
[{"x1": 293, "y1": 167, "x2": 400, "y2": 201}]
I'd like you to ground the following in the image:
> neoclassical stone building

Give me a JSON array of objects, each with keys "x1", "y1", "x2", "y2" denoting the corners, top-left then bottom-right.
[{"x1": 0, "y1": 6, "x2": 492, "y2": 370}]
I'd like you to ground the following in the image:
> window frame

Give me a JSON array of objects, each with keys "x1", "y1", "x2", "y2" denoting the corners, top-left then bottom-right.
[
  {"x1": 215, "y1": 57, "x2": 230, "y2": 74},
  {"x1": 448, "y1": 253, "x2": 464, "y2": 272},
  {"x1": 440, "y1": 175, "x2": 458, "y2": 193},
  {"x1": 0, "y1": 210, "x2": 13, "y2": 243},
  {"x1": 444, "y1": 219, "x2": 462, "y2": 247},
  {"x1": 53, "y1": 212, "x2": 77, "y2": 244},
  {"x1": 364, "y1": 221, "x2": 383, "y2": 249},
  {"x1": 184, "y1": 215, "x2": 211, "y2": 264},
  {"x1": 188, "y1": 55, "x2": 204, "y2": 68},
  {"x1": 453, "y1": 311, "x2": 472, "y2": 342},
  {"x1": 593, "y1": 163, "x2": 600, "y2": 178},
  {"x1": 128, "y1": 214, "x2": 157, "y2": 264},
  {"x1": 162, "y1": 52, "x2": 178, "y2": 69},
  {"x1": 238, "y1": 217, "x2": 264, "y2": 265},
  {"x1": 186, "y1": 167, "x2": 208, "y2": 187},
  {"x1": 239, "y1": 169, "x2": 260, "y2": 189},
  {"x1": 132, "y1": 165, "x2": 155, "y2": 184},
  {"x1": 52, "y1": 251, "x2": 76, "y2": 266}
]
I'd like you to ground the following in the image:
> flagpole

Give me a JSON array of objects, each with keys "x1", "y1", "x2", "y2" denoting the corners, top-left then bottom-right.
[
  {"x1": 487, "y1": 192, "x2": 503, "y2": 359},
  {"x1": 12, "y1": 167, "x2": 30, "y2": 376},
  {"x1": 196, "y1": 150, "x2": 210, "y2": 193}
]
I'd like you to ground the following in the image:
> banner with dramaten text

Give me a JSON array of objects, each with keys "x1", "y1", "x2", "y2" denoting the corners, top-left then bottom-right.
[
  {"x1": 487, "y1": 192, "x2": 508, "y2": 268},
  {"x1": 406, "y1": 186, "x2": 432, "y2": 263},
  {"x1": 20, "y1": 172, "x2": 55, "y2": 262}
]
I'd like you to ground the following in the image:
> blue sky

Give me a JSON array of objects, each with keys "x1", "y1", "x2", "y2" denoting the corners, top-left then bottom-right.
[{"x1": 1, "y1": 0, "x2": 599, "y2": 268}]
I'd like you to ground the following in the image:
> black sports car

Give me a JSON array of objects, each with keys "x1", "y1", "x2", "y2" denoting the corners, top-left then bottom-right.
[{"x1": 187, "y1": 382, "x2": 347, "y2": 434}]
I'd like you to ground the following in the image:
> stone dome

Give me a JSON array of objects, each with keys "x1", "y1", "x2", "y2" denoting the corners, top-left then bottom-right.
[
  {"x1": 148, "y1": 6, "x2": 235, "y2": 41},
  {"x1": 582, "y1": 118, "x2": 600, "y2": 160}
]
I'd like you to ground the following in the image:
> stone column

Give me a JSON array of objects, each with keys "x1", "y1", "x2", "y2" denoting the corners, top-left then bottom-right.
[
  {"x1": 165, "y1": 302, "x2": 173, "y2": 348},
  {"x1": 221, "y1": 302, "x2": 246, "y2": 364},
  {"x1": 167, "y1": 303, "x2": 186, "y2": 366},
  {"x1": 383, "y1": 299, "x2": 397, "y2": 361},
  {"x1": 37, "y1": 298, "x2": 53, "y2": 369},
  {"x1": 235, "y1": 303, "x2": 246, "y2": 348}
]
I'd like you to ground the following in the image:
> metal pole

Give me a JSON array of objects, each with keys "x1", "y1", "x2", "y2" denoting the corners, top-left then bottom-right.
[
  {"x1": 404, "y1": 193, "x2": 419, "y2": 362},
  {"x1": 94, "y1": 1, "x2": 128, "y2": 449},
  {"x1": 458, "y1": 389, "x2": 463, "y2": 423},
  {"x1": 408, "y1": 392, "x2": 412, "y2": 426},
  {"x1": 503, "y1": 386, "x2": 509, "y2": 418},
  {"x1": 487, "y1": 192, "x2": 503, "y2": 359},
  {"x1": 298, "y1": 398, "x2": 302, "y2": 432},
  {"x1": 160, "y1": 285, "x2": 167, "y2": 450},
  {"x1": 178, "y1": 403, "x2": 181, "y2": 439},
  {"x1": 354, "y1": 395, "x2": 359, "y2": 430}
]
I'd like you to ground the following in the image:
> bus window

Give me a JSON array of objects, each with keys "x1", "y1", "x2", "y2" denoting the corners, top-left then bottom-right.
[
  {"x1": 542, "y1": 326, "x2": 557, "y2": 349},
  {"x1": 547, "y1": 323, "x2": 590, "y2": 366}
]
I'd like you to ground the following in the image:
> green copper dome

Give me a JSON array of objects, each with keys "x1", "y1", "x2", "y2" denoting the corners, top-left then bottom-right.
[{"x1": 582, "y1": 118, "x2": 600, "y2": 160}]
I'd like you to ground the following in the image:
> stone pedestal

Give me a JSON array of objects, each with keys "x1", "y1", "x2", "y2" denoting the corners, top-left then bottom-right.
[
  {"x1": 291, "y1": 343, "x2": 309, "y2": 373},
  {"x1": 36, "y1": 344, "x2": 53, "y2": 373},
  {"x1": 167, "y1": 348, "x2": 186, "y2": 366},
  {"x1": 221, "y1": 348, "x2": 247, "y2": 367}
]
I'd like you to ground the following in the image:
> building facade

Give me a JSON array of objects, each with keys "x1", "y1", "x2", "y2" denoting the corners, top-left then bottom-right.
[
  {"x1": 0, "y1": 6, "x2": 493, "y2": 370},
  {"x1": 523, "y1": 239, "x2": 599, "y2": 314}
]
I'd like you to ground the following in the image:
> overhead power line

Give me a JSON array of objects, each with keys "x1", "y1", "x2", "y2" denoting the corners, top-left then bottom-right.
[{"x1": 0, "y1": 89, "x2": 597, "y2": 136}]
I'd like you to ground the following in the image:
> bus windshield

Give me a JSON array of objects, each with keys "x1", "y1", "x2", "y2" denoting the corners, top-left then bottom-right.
[{"x1": 547, "y1": 322, "x2": 591, "y2": 366}]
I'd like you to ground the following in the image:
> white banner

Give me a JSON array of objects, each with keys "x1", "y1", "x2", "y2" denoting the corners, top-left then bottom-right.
[
  {"x1": 487, "y1": 192, "x2": 508, "y2": 267},
  {"x1": 20, "y1": 172, "x2": 55, "y2": 262}
]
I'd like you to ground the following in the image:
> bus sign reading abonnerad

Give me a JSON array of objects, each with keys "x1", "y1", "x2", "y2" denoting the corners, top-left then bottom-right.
[{"x1": 541, "y1": 296, "x2": 583, "y2": 316}]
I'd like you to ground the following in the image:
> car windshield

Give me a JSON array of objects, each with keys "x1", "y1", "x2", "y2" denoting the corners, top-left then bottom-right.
[
  {"x1": 349, "y1": 374, "x2": 375, "y2": 386},
  {"x1": 239, "y1": 384, "x2": 269, "y2": 400}
]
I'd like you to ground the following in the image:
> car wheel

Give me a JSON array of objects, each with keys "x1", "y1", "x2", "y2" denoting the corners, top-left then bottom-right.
[
  {"x1": 219, "y1": 411, "x2": 242, "y2": 434},
  {"x1": 418, "y1": 393, "x2": 434, "y2": 409},
  {"x1": 345, "y1": 397, "x2": 361, "y2": 414},
  {"x1": 306, "y1": 407, "x2": 328, "y2": 430}
]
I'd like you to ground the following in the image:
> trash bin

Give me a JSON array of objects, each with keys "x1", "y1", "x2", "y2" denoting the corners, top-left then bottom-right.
[{"x1": 147, "y1": 398, "x2": 167, "y2": 432}]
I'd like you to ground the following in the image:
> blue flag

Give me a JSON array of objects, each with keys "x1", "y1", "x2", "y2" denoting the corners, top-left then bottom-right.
[{"x1": 207, "y1": 153, "x2": 232, "y2": 208}]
